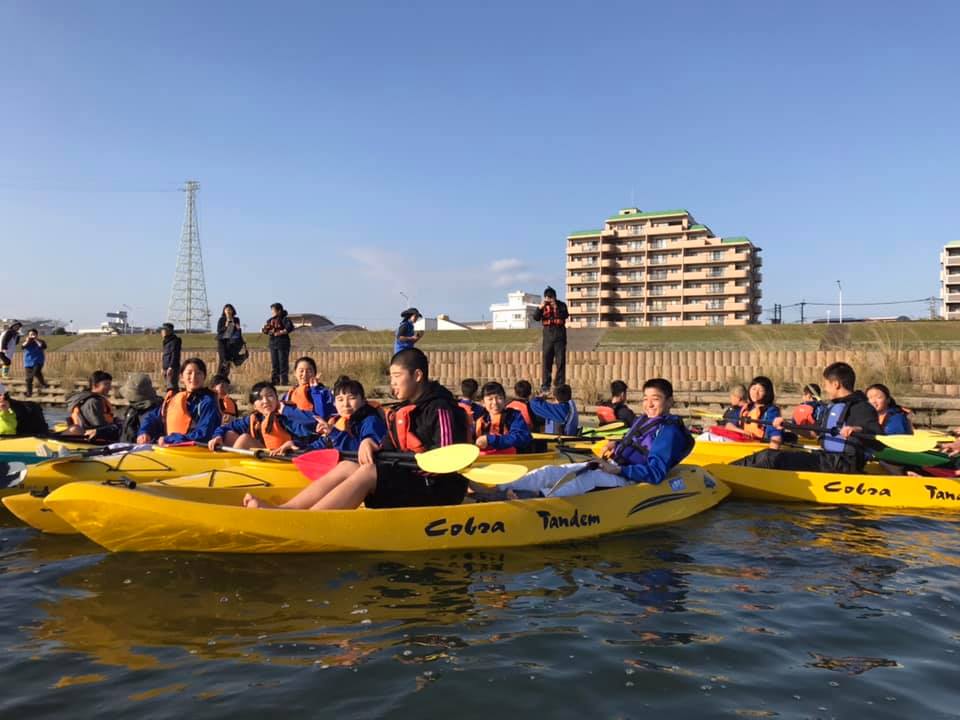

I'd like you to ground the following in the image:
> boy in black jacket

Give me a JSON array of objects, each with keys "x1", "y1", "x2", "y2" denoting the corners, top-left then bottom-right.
[
  {"x1": 733, "y1": 362, "x2": 881, "y2": 473},
  {"x1": 244, "y1": 347, "x2": 468, "y2": 510}
]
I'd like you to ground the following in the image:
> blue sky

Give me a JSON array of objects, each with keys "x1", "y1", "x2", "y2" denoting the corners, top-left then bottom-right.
[{"x1": 2, "y1": 0, "x2": 958, "y2": 330}]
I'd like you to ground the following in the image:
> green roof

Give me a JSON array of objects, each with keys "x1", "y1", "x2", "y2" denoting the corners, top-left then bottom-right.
[
  {"x1": 946, "y1": 241, "x2": 960, "y2": 248},
  {"x1": 688, "y1": 224, "x2": 711, "y2": 232},
  {"x1": 606, "y1": 209, "x2": 690, "y2": 223},
  {"x1": 721, "y1": 236, "x2": 751, "y2": 245},
  {"x1": 567, "y1": 229, "x2": 603, "y2": 238}
]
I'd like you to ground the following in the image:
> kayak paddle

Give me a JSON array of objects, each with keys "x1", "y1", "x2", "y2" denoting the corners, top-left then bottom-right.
[
  {"x1": 774, "y1": 420, "x2": 939, "y2": 453},
  {"x1": 462, "y1": 463, "x2": 531, "y2": 486},
  {"x1": 292, "y1": 444, "x2": 481, "y2": 480}
]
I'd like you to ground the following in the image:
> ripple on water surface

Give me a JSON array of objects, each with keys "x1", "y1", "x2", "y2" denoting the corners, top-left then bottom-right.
[{"x1": 1, "y1": 501, "x2": 959, "y2": 718}]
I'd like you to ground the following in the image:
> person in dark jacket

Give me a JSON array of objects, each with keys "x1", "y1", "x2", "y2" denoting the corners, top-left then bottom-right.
[
  {"x1": 262, "y1": 302, "x2": 294, "y2": 386},
  {"x1": 160, "y1": 323, "x2": 182, "y2": 392},
  {"x1": 243, "y1": 347, "x2": 468, "y2": 511},
  {"x1": 215, "y1": 303, "x2": 244, "y2": 378},
  {"x1": 117, "y1": 372, "x2": 162, "y2": 443},
  {"x1": 0, "y1": 321, "x2": 22, "y2": 380},
  {"x1": 596, "y1": 380, "x2": 636, "y2": 426},
  {"x1": 733, "y1": 362, "x2": 882, "y2": 473},
  {"x1": 532, "y1": 287, "x2": 569, "y2": 393}
]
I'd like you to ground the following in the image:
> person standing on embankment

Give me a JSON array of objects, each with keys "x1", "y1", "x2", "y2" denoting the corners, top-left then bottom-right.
[
  {"x1": 532, "y1": 287, "x2": 568, "y2": 394},
  {"x1": 262, "y1": 302, "x2": 294, "y2": 386},
  {"x1": 215, "y1": 303, "x2": 244, "y2": 377},
  {"x1": 394, "y1": 308, "x2": 423, "y2": 355},
  {"x1": 0, "y1": 321, "x2": 22, "y2": 380},
  {"x1": 160, "y1": 323, "x2": 182, "y2": 392}
]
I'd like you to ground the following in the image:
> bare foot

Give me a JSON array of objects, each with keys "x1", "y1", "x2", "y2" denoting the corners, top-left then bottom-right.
[{"x1": 242, "y1": 493, "x2": 270, "y2": 509}]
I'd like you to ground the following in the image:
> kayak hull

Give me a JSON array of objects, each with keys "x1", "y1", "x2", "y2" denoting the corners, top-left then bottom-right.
[
  {"x1": 44, "y1": 465, "x2": 729, "y2": 553},
  {"x1": 0, "y1": 436, "x2": 101, "y2": 465},
  {"x1": 707, "y1": 463, "x2": 960, "y2": 510}
]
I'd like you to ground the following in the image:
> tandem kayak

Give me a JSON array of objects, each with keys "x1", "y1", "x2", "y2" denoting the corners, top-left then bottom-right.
[
  {"x1": 705, "y1": 463, "x2": 960, "y2": 510},
  {"x1": 43, "y1": 465, "x2": 728, "y2": 553}
]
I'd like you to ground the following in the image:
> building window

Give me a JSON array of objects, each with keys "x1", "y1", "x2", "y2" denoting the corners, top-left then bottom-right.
[
  {"x1": 650, "y1": 316, "x2": 665, "y2": 326},
  {"x1": 708, "y1": 315, "x2": 725, "y2": 326},
  {"x1": 649, "y1": 239, "x2": 667, "y2": 250}
]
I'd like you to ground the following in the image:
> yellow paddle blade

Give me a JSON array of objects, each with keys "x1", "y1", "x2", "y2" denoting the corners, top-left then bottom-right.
[
  {"x1": 532, "y1": 432, "x2": 580, "y2": 442},
  {"x1": 53, "y1": 422, "x2": 68, "y2": 433},
  {"x1": 689, "y1": 409, "x2": 724, "y2": 420},
  {"x1": 595, "y1": 421, "x2": 625, "y2": 432},
  {"x1": 416, "y1": 444, "x2": 480, "y2": 474},
  {"x1": 591, "y1": 438, "x2": 614, "y2": 457},
  {"x1": 463, "y1": 463, "x2": 530, "y2": 486},
  {"x1": 913, "y1": 429, "x2": 955, "y2": 442},
  {"x1": 874, "y1": 433, "x2": 938, "y2": 453}
]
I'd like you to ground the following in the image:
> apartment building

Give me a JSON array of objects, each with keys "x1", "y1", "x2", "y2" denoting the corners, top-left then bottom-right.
[
  {"x1": 566, "y1": 208, "x2": 763, "y2": 328},
  {"x1": 940, "y1": 241, "x2": 960, "y2": 320}
]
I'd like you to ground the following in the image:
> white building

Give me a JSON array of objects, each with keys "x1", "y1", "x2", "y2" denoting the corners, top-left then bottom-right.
[
  {"x1": 414, "y1": 314, "x2": 471, "y2": 332},
  {"x1": 941, "y1": 241, "x2": 960, "y2": 320},
  {"x1": 489, "y1": 291, "x2": 542, "y2": 330}
]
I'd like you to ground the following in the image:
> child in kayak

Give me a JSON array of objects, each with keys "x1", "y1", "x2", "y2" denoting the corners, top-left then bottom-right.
[
  {"x1": 595, "y1": 380, "x2": 636, "y2": 426},
  {"x1": 733, "y1": 362, "x2": 881, "y2": 473},
  {"x1": 281, "y1": 357, "x2": 335, "y2": 437},
  {"x1": 458, "y1": 378, "x2": 487, "y2": 428},
  {"x1": 506, "y1": 379, "x2": 540, "y2": 431},
  {"x1": 243, "y1": 347, "x2": 468, "y2": 510},
  {"x1": 697, "y1": 383, "x2": 747, "y2": 442},
  {"x1": 294, "y1": 377, "x2": 387, "y2": 454},
  {"x1": 531, "y1": 384, "x2": 579, "y2": 436},
  {"x1": 65, "y1": 370, "x2": 120, "y2": 441},
  {"x1": 792, "y1": 383, "x2": 824, "y2": 426},
  {"x1": 482, "y1": 378, "x2": 693, "y2": 499},
  {"x1": 475, "y1": 381, "x2": 532, "y2": 454},
  {"x1": 210, "y1": 374, "x2": 239, "y2": 423},
  {"x1": 0, "y1": 384, "x2": 16, "y2": 435},
  {"x1": 865, "y1": 384, "x2": 913, "y2": 435},
  {"x1": 209, "y1": 381, "x2": 304, "y2": 455},
  {"x1": 137, "y1": 358, "x2": 222, "y2": 445}
]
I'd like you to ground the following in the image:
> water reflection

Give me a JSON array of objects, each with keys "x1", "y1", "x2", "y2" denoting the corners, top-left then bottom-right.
[{"x1": 23, "y1": 534, "x2": 695, "y2": 672}]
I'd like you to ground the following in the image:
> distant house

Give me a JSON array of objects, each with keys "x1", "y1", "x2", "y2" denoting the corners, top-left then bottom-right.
[
  {"x1": 288, "y1": 313, "x2": 335, "y2": 331},
  {"x1": 489, "y1": 291, "x2": 542, "y2": 330},
  {"x1": 414, "y1": 314, "x2": 472, "y2": 332}
]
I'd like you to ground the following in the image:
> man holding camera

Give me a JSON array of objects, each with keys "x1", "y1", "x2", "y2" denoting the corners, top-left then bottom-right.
[{"x1": 532, "y1": 287, "x2": 569, "y2": 394}]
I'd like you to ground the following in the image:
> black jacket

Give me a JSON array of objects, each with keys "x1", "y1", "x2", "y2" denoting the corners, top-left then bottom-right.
[
  {"x1": 382, "y1": 381, "x2": 468, "y2": 452},
  {"x1": 216, "y1": 315, "x2": 243, "y2": 343},
  {"x1": 162, "y1": 333, "x2": 182, "y2": 372},
  {"x1": 120, "y1": 398, "x2": 162, "y2": 443}
]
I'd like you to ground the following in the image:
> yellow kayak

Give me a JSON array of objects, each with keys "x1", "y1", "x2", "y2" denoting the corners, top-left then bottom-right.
[
  {"x1": 706, "y1": 463, "x2": 960, "y2": 510},
  {"x1": 44, "y1": 465, "x2": 729, "y2": 553},
  {"x1": 0, "y1": 435, "x2": 102, "y2": 463}
]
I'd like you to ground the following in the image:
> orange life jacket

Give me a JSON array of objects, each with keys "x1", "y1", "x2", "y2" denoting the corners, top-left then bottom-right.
[
  {"x1": 595, "y1": 404, "x2": 617, "y2": 424},
  {"x1": 740, "y1": 404, "x2": 766, "y2": 440},
  {"x1": 162, "y1": 390, "x2": 194, "y2": 436},
  {"x1": 506, "y1": 399, "x2": 533, "y2": 429},
  {"x1": 219, "y1": 395, "x2": 239, "y2": 418},
  {"x1": 792, "y1": 403, "x2": 816, "y2": 426},
  {"x1": 476, "y1": 411, "x2": 506, "y2": 438},
  {"x1": 384, "y1": 404, "x2": 426, "y2": 453},
  {"x1": 458, "y1": 400, "x2": 477, "y2": 442},
  {"x1": 285, "y1": 384, "x2": 314, "y2": 411},
  {"x1": 69, "y1": 395, "x2": 114, "y2": 428},
  {"x1": 248, "y1": 411, "x2": 293, "y2": 450}
]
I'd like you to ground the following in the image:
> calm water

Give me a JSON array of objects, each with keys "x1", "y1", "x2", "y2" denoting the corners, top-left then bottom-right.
[{"x1": 2, "y1": 500, "x2": 959, "y2": 719}]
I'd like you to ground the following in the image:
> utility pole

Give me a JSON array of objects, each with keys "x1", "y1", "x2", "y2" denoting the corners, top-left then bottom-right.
[
  {"x1": 799, "y1": 300, "x2": 806, "y2": 324},
  {"x1": 836, "y1": 280, "x2": 843, "y2": 324},
  {"x1": 166, "y1": 180, "x2": 211, "y2": 332}
]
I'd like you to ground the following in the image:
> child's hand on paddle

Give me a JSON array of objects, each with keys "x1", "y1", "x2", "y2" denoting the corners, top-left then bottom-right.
[
  {"x1": 601, "y1": 440, "x2": 615, "y2": 459},
  {"x1": 269, "y1": 440, "x2": 296, "y2": 457},
  {"x1": 839, "y1": 425, "x2": 861, "y2": 439},
  {"x1": 315, "y1": 417, "x2": 330, "y2": 435},
  {"x1": 357, "y1": 438, "x2": 378, "y2": 465},
  {"x1": 772, "y1": 417, "x2": 785, "y2": 430},
  {"x1": 208, "y1": 437, "x2": 223, "y2": 451},
  {"x1": 476, "y1": 435, "x2": 489, "y2": 450}
]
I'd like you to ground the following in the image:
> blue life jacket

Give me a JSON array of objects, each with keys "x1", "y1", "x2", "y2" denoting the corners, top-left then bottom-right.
[
  {"x1": 821, "y1": 401, "x2": 848, "y2": 453},
  {"x1": 612, "y1": 415, "x2": 693, "y2": 466}
]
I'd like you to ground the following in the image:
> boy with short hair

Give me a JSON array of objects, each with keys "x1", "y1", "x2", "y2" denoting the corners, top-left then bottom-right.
[
  {"x1": 458, "y1": 378, "x2": 487, "y2": 426},
  {"x1": 596, "y1": 380, "x2": 636, "y2": 426},
  {"x1": 21, "y1": 329, "x2": 48, "y2": 397},
  {"x1": 66, "y1": 370, "x2": 120, "y2": 441},
  {"x1": 475, "y1": 381, "x2": 533, "y2": 454},
  {"x1": 160, "y1": 323, "x2": 182, "y2": 392},
  {"x1": 209, "y1": 381, "x2": 303, "y2": 455},
  {"x1": 734, "y1": 362, "x2": 881, "y2": 473},
  {"x1": 488, "y1": 378, "x2": 694, "y2": 498},
  {"x1": 243, "y1": 347, "x2": 468, "y2": 510},
  {"x1": 531, "y1": 383, "x2": 579, "y2": 436},
  {"x1": 506, "y1": 379, "x2": 541, "y2": 431}
]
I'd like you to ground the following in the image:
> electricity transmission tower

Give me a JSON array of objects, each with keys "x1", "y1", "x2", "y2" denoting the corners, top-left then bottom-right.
[{"x1": 166, "y1": 180, "x2": 211, "y2": 332}]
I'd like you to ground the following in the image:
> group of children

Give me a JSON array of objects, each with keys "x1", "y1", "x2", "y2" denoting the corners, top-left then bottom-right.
[{"x1": 0, "y1": 338, "x2": 932, "y2": 512}]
